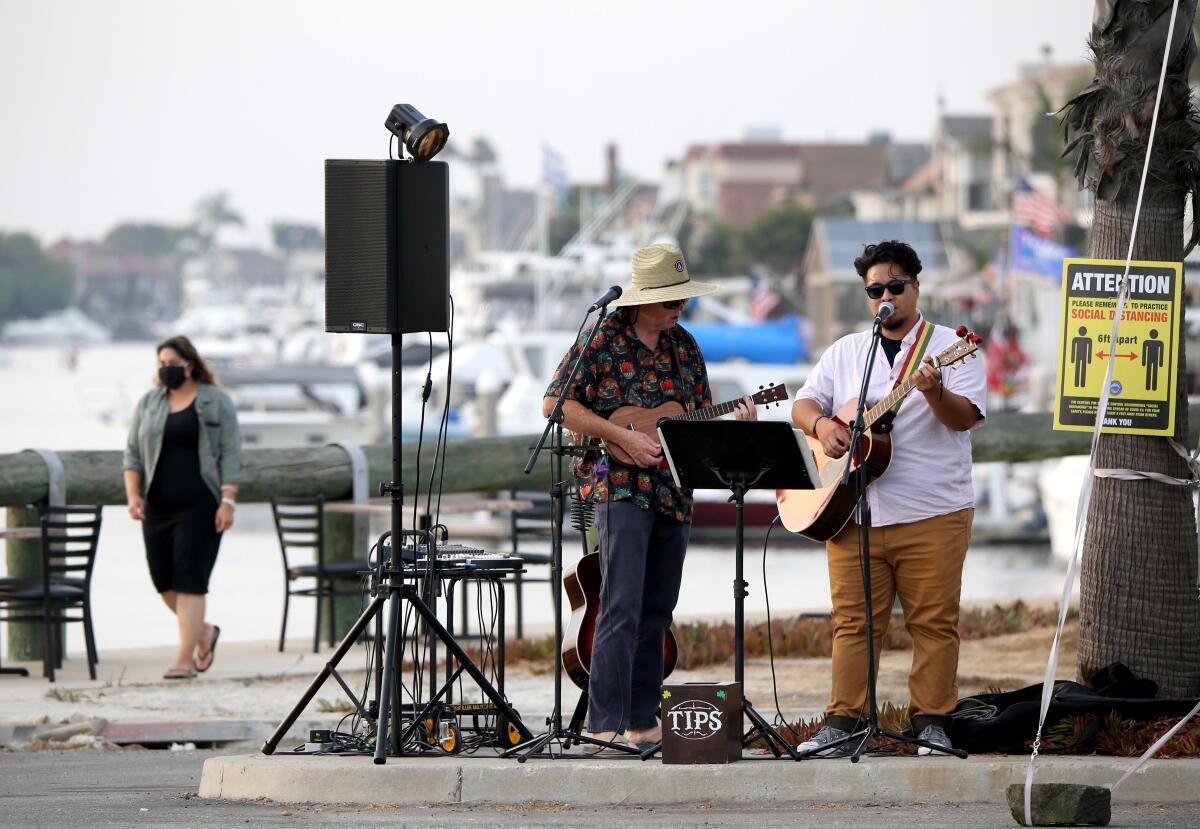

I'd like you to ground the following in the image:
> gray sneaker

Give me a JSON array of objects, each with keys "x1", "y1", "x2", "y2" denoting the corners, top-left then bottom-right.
[
  {"x1": 916, "y1": 724, "x2": 953, "y2": 756},
  {"x1": 796, "y1": 724, "x2": 856, "y2": 757}
]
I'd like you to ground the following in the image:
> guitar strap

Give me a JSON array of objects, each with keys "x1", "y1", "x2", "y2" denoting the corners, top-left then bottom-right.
[
  {"x1": 665, "y1": 328, "x2": 697, "y2": 411},
  {"x1": 888, "y1": 319, "x2": 934, "y2": 416}
]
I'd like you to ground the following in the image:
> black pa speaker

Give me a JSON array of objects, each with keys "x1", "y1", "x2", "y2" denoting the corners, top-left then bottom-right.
[{"x1": 324, "y1": 159, "x2": 449, "y2": 334}]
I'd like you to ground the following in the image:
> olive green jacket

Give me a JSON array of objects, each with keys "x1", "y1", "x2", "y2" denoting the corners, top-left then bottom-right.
[{"x1": 122, "y1": 383, "x2": 242, "y2": 502}]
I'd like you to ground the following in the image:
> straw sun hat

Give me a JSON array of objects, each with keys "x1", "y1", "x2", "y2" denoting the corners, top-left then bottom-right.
[{"x1": 611, "y1": 243, "x2": 719, "y2": 307}]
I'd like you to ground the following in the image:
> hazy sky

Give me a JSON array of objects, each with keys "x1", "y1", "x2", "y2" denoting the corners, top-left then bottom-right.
[{"x1": 1, "y1": 0, "x2": 1096, "y2": 246}]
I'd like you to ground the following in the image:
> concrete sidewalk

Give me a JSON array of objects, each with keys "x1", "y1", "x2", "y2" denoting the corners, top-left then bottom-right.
[
  {"x1": 0, "y1": 637, "x2": 824, "y2": 748},
  {"x1": 200, "y1": 752, "x2": 1200, "y2": 807}
]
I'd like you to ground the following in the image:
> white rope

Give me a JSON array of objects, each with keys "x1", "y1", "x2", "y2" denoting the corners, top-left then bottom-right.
[
  {"x1": 1112, "y1": 699, "x2": 1200, "y2": 790},
  {"x1": 1025, "y1": 2, "x2": 1181, "y2": 823}
]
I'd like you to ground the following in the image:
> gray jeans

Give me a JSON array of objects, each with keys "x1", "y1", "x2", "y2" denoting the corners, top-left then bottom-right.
[{"x1": 587, "y1": 501, "x2": 689, "y2": 733}]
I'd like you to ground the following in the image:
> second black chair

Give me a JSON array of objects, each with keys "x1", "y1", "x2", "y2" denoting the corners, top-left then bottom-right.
[
  {"x1": 0, "y1": 505, "x2": 102, "y2": 682},
  {"x1": 271, "y1": 496, "x2": 368, "y2": 653}
]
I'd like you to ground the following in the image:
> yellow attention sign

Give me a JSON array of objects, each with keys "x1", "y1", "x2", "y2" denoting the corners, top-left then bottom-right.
[{"x1": 1054, "y1": 258, "x2": 1182, "y2": 435}]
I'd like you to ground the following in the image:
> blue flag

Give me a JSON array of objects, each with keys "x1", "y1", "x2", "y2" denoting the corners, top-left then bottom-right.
[
  {"x1": 542, "y1": 145, "x2": 568, "y2": 199},
  {"x1": 1010, "y1": 225, "x2": 1076, "y2": 283}
]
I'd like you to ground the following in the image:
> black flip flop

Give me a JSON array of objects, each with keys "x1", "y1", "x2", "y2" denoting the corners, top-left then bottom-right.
[{"x1": 195, "y1": 624, "x2": 221, "y2": 673}]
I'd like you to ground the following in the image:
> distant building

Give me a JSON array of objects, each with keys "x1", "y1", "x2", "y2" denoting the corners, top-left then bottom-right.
[
  {"x1": 801, "y1": 218, "x2": 961, "y2": 350},
  {"x1": 854, "y1": 114, "x2": 997, "y2": 228},
  {"x1": 478, "y1": 174, "x2": 538, "y2": 251},
  {"x1": 212, "y1": 247, "x2": 287, "y2": 287},
  {"x1": 48, "y1": 239, "x2": 182, "y2": 338},
  {"x1": 937, "y1": 115, "x2": 997, "y2": 220},
  {"x1": 987, "y1": 61, "x2": 1093, "y2": 221},
  {"x1": 682, "y1": 139, "x2": 929, "y2": 227}
]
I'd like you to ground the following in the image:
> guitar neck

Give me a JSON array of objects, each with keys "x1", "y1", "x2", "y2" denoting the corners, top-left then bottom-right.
[
  {"x1": 677, "y1": 398, "x2": 745, "y2": 422},
  {"x1": 864, "y1": 365, "x2": 931, "y2": 428}
]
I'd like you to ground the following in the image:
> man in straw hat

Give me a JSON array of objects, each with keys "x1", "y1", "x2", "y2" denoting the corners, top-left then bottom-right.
[{"x1": 543, "y1": 242, "x2": 757, "y2": 750}]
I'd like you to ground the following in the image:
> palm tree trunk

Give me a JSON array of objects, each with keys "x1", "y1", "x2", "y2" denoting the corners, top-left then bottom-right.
[
  {"x1": 1064, "y1": 0, "x2": 1200, "y2": 698},
  {"x1": 1080, "y1": 197, "x2": 1200, "y2": 697}
]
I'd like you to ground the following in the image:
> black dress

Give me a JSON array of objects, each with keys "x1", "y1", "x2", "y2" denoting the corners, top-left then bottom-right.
[{"x1": 142, "y1": 402, "x2": 222, "y2": 594}]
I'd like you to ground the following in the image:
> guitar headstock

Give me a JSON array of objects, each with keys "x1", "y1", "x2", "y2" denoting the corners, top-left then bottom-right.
[
  {"x1": 934, "y1": 326, "x2": 983, "y2": 368},
  {"x1": 750, "y1": 382, "x2": 789, "y2": 407}
]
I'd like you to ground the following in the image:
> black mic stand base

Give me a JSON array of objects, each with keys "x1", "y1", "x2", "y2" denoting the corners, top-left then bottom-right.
[{"x1": 793, "y1": 724, "x2": 969, "y2": 762}]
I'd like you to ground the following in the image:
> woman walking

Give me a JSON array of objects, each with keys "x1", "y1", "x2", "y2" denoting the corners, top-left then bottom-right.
[{"x1": 123, "y1": 336, "x2": 241, "y2": 679}]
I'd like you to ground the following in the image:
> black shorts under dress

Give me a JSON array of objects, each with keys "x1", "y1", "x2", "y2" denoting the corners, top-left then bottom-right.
[{"x1": 142, "y1": 403, "x2": 222, "y2": 594}]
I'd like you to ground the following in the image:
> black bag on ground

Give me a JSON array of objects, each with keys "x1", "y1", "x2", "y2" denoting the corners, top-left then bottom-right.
[{"x1": 947, "y1": 663, "x2": 1199, "y2": 753}]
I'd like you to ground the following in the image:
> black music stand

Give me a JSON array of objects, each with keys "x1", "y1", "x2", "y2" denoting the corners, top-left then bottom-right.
[{"x1": 646, "y1": 419, "x2": 818, "y2": 760}]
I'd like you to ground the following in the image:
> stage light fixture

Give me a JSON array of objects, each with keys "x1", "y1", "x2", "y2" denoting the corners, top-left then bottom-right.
[{"x1": 384, "y1": 103, "x2": 449, "y2": 161}]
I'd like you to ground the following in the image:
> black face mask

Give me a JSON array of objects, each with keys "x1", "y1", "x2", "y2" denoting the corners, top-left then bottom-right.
[{"x1": 159, "y1": 365, "x2": 187, "y2": 390}]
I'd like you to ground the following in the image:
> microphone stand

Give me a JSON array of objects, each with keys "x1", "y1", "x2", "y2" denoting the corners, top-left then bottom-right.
[
  {"x1": 506, "y1": 301, "x2": 639, "y2": 760},
  {"x1": 796, "y1": 308, "x2": 967, "y2": 761}
]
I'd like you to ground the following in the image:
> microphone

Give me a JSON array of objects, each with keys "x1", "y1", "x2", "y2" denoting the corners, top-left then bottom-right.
[
  {"x1": 588, "y1": 285, "x2": 622, "y2": 312},
  {"x1": 875, "y1": 300, "x2": 895, "y2": 322}
]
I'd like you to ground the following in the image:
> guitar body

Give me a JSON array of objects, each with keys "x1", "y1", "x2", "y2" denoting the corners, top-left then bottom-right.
[
  {"x1": 775, "y1": 398, "x2": 893, "y2": 542},
  {"x1": 561, "y1": 550, "x2": 679, "y2": 691},
  {"x1": 603, "y1": 402, "x2": 686, "y2": 465}
]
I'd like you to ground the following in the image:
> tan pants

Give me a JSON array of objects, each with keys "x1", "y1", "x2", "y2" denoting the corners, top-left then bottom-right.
[{"x1": 825, "y1": 508, "x2": 973, "y2": 729}]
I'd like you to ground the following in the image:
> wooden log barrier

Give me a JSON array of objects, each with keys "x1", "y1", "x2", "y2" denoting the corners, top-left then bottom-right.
[
  {"x1": 0, "y1": 436, "x2": 554, "y2": 658},
  {"x1": 3, "y1": 407, "x2": 1196, "y2": 660}
]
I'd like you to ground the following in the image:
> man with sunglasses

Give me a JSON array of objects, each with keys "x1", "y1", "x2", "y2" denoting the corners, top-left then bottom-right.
[
  {"x1": 791, "y1": 240, "x2": 986, "y2": 757},
  {"x1": 543, "y1": 243, "x2": 756, "y2": 751}
]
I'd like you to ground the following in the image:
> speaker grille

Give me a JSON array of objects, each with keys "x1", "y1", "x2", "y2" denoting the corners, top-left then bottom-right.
[{"x1": 325, "y1": 160, "x2": 395, "y2": 333}]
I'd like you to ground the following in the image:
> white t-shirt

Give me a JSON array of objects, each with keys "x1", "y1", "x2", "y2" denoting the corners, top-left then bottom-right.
[{"x1": 796, "y1": 314, "x2": 987, "y2": 527}]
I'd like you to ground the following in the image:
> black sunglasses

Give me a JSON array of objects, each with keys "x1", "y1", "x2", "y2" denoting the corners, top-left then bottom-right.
[
  {"x1": 662, "y1": 299, "x2": 688, "y2": 309},
  {"x1": 864, "y1": 278, "x2": 917, "y2": 300}
]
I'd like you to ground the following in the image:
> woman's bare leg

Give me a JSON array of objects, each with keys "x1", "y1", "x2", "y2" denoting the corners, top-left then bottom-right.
[{"x1": 171, "y1": 593, "x2": 206, "y2": 670}]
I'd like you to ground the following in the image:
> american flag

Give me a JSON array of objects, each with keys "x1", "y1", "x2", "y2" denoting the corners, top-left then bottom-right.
[
  {"x1": 1012, "y1": 177, "x2": 1070, "y2": 237},
  {"x1": 749, "y1": 276, "x2": 781, "y2": 322}
]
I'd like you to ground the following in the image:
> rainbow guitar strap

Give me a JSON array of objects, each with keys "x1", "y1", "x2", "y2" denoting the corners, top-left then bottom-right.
[{"x1": 887, "y1": 318, "x2": 935, "y2": 417}]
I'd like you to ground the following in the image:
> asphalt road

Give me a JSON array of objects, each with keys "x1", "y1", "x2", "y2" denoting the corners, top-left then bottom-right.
[{"x1": 2, "y1": 749, "x2": 1199, "y2": 828}]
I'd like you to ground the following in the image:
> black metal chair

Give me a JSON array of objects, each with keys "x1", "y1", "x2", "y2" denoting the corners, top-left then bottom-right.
[
  {"x1": 508, "y1": 486, "x2": 554, "y2": 639},
  {"x1": 271, "y1": 496, "x2": 367, "y2": 653},
  {"x1": 0, "y1": 505, "x2": 102, "y2": 682}
]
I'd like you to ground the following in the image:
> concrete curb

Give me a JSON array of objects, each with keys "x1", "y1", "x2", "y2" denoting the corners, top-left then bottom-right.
[{"x1": 199, "y1": 753, "x2": 1200, "y2": 807}]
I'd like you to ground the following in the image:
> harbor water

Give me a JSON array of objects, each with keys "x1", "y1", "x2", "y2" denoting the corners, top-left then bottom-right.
[{"x1": 0, "y1": 343, "x2": 1068, "y2": 656}]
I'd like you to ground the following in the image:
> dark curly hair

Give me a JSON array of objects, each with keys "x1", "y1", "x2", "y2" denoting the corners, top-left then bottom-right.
[{"x1": 853, "y1": 240, "x2": 922, "y2": 281}]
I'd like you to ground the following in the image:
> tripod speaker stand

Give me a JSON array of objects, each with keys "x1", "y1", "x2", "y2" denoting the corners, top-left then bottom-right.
[
  {"x1": 262, "y1": 332, "x2": 532, "y2": 761},
  {"x1": 643, "y1": 419, "x2": 819, "y2": 760}
]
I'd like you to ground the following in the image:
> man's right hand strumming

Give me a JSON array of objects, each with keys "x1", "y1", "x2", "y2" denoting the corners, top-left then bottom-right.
[
  {"x1": 616, "y1": 429, "x2": 663, "y2": 468},
  {"x1": 814, "y1": 416, "x2": 851, "y2": 460}
]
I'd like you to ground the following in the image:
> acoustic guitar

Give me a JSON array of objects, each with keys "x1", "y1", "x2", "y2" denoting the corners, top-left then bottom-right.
[
  {"x1": 775, "y1": 328, "x2": 981, "y2": 542},
  {"x1": 603, "y1": 383, "x2": 789, "y2": 466},
  {"x1": 561, "y1": 550, "x2": 678, "y2": 691}
]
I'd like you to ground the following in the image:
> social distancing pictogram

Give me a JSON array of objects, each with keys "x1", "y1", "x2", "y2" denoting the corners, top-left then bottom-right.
[{"x1": 1054, "y1": 258, "x2": 1182, "y2": 435}]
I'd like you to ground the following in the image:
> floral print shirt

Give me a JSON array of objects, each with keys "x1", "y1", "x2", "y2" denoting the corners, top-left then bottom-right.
[{"x1": 545, "y1": 311, "x2": 711, "y2": 522}]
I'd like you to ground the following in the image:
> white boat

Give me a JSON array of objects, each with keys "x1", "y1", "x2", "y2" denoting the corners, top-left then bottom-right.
[{"x1": 3, "y1": 309, "x2": 110, "y2": 345}]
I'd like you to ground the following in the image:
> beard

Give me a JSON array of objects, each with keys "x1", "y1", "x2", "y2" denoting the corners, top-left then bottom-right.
[{"x1": 881, "y1": 313, "x2": 906, "y2": 331}]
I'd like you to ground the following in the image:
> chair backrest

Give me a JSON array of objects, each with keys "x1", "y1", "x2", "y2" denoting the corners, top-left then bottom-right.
[
  {"x1": 271, "y1": 496, "x2": 325, "y2": 569},
  {"x1": 40, "y1": 505, "x2": 102, "y2": 589},
  {"x1": 509, "y1": 485, "x2": 553, "y2": 556}
]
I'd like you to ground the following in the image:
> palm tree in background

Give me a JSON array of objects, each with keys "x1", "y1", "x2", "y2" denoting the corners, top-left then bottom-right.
[
  {"x1": 1061, "y1": 0, "x2": 1200, "y2": 696},
  {"x1": 192, "y1": 192, "x2": 244, "y2": 289}
]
